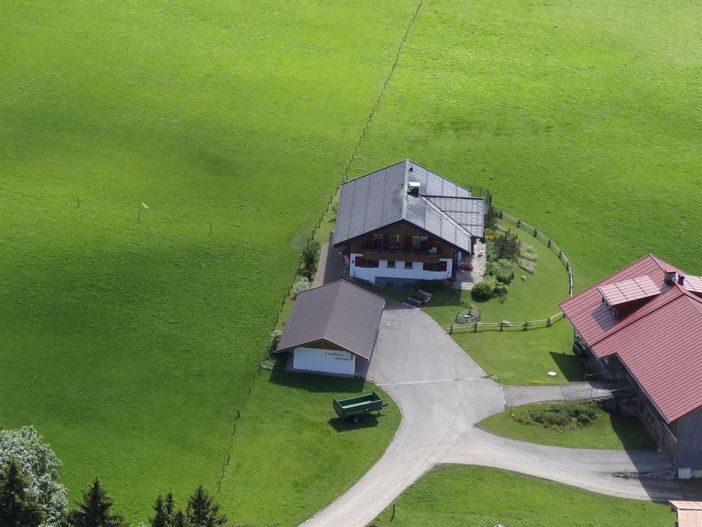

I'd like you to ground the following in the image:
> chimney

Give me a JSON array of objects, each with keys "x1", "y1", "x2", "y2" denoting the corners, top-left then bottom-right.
[
  {"x1": 678, "y1": 274, "x2": 685, "y2": 286},
  {"x1": 407, "y1": 181, "x2": 420, "y2": 197},
  {"x1": 664, "y1": 271, "x2": 677, "y2": 284}
]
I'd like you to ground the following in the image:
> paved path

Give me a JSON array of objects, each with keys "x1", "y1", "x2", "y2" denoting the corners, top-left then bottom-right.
[
  {"x1": 300, "y1": 304, "x2": 679, "y2": 527},
  {"x1": 312, "y1": 238, "x2": 344, "y2": 287}
]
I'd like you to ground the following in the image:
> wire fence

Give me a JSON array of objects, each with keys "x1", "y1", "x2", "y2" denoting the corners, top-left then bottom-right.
[
  {"x1": 216, "y1": 0, "x2": 426, "y2": 496},
  {"x1": 449, "y1": 208, "x2": 574, "y2": 334}
]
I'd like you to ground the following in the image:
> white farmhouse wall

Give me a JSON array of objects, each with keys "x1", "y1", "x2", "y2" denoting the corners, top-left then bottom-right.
[
  {"x1": 292, "y1": 347, "x2": 356, "y2": 376},
  {"x1": 349, "y1": 253, "x2": 452, "y2": 283}
]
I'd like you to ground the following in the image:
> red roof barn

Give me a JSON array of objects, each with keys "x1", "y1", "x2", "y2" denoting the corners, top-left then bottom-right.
[{"x1": 560, "y1": 254, "x2": 702, "y2": 478}]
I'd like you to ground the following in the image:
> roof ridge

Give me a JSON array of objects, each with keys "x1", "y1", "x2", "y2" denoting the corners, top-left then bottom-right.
[
  {"x1": 340, "y1": 159, "x2": 408, "y2": 186},
  {"x1": 406, "y1": 159, "x2": 475, "y2": 196},
  {"x1": 401, "y1": 159, "x2": 409, "y2": 220},
  {"x1": 421, "y1": 195, "x2": 477, "y2": 238}
]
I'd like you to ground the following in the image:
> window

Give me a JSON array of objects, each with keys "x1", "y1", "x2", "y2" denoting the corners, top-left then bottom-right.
[
  {"x1": 355, "y1": 258, "x2": 379, "y2": 268},
  {"x1": 372, "y1": 233, "x2": 383, "y2": 249},
  {"x1": 385, "y1": 281, "x2": 394, "y2": 288},
  {"x1": 412, "y1": 235, "x2": 428, "y2": 250},
  {"x1": 387, "y1": 260, "x2": 396, "y2": 268},
  {"x1": 391, "y1": 234, "x2": 400, "y2": 244},
  {"x1": 402, "y1": 282, "x2": 413, "y2": 289},
  {"x1": 404, "y1": 261, "x2": 413, "y2": 269},
  {"x1": 423, "y1": 261, "x2": 447, "y2": 272}
]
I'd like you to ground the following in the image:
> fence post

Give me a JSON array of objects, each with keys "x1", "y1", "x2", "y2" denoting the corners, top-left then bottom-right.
[
  {"x1": 547, "y1": 317, "x2": 552, "y2": 327},
  {"x1": 533, "y1": 228, "x2": 538, "y2": 237},
  {"x1": 449, "y1": 324, "x2": 453, "y2": 335},
  {"x1": 547, "y1": 239, "x2": 552, "y2": 248},
  {"x1": 516, "y1": 219, "x2": 521, "y2": 227},
  {"x1": 523, "y1": 321, "x2": 529, "y2": 331},
  {"x1": 499, "y1": 321, "x2": 504, "y2": 332},
  {"x1": 473, "y1": 322, "x2": 478, "y2": 333}
]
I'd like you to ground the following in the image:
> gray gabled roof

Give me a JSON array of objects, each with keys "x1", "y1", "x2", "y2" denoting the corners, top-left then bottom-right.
[
  {"x1": 332, "y1": 159, "x2": 484, "y2": 252},
  {"x1": 275, "y1": 280, "x2": 385, "y2": 360}
]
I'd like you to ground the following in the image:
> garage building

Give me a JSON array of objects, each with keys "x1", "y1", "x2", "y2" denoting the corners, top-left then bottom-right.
[{"x1": 275, "y1": 279, "x2": 385, "y2": 377}]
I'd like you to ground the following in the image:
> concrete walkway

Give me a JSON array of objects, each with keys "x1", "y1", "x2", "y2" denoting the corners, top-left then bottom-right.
[
  {"x1": 300, "y1": 304, "x2": 680, "y2": 527},
  {"x1": 312, "y1": 238, "x2": 344, "y2": 288}
]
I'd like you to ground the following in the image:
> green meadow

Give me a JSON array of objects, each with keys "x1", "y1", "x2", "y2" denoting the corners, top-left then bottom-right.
[
  {"x1": 374, "y1": 466, "x2": 670, "y2": 527},
  {"x1": 1, "y1": 0, "x2": 701, "y2": 525},
  {"x1": 0, "y1": 0, "x2": 416, "y2": 521}
]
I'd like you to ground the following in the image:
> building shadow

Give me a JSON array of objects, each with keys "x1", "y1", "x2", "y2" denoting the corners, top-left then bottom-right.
[
  {"x1": 548, "y1": 351, "x2": 587, "y2": 382},
  {"x1": 268, "y1": 366, "x2": 366, "y2": 394}
]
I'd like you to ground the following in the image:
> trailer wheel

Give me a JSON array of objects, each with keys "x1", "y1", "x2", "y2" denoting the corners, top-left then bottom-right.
[{"x1": 352, "y1": 416, "x2": 360, "y2": 424}]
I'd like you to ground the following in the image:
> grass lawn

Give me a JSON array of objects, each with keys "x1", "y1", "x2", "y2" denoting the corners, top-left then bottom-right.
[
  {"x1": 217, "y1": 370, "x2": 400, "y2": 527},
  {"x1": 2, "y1": 0, "x2": 701, "y2": 524},
  {"x1": 373, "y1": 466, "x2": 670, "y2": 527},
  {"x1": 0, "y1": 1, "x2": 415, "y2": 521},
  {"x1": 481, "y1": 401, "x2": 656, "y2": 450},
  {"x1": 353, "y1": 0, "x2": 702, "y2": 287},
  {"x1": 453, "y1": 323, "x2": 585, "y2": 384}
]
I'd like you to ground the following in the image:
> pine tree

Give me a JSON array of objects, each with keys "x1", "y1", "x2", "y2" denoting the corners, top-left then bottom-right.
[
  {"x1": 172, "y1": 510, "x2": 188, "y2": 527},
  {"x1": 185, "y1": 486, "x2": 226, "y2": 527},
  {"x1": 151, "y1": 491, "x2": 176, "y2": 527},
  {"x1": 67, "y1": 478, "x2": 127, "y2": 527},
  {"x1": 164, "y1": 491, "x2": 175, "y2": 521},
  {"x1": 0, "y1": 459, "x2": 45, "y2": 527}
]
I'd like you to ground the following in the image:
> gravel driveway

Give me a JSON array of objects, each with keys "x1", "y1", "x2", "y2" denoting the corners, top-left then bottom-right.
[{"x1": 299, "y1": 303, "x2": 678, "y2": 527}]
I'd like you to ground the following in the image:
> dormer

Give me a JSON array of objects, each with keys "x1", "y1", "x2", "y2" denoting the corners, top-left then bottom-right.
[{"x1": 597, "y1": 275, "x2": 661, "y2": 318}]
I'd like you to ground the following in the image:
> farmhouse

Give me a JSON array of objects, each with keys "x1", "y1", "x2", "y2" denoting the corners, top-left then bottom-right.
[
  {"x1": 333, "y1": 159, "x2": 485, "y2": 288},
  {"x1": 275, "y1": 279, "x2": 385, "y2": 377},
  {"x1": 560, "y1": 254, "x2": 702, "y2": 478}
]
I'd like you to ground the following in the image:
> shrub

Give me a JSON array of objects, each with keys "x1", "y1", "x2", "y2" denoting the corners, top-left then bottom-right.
[
  {"x1": 485, "y1": 258, "x2": 515, "y2": 284},
  {"x1": 513, "y1": 402, "x2": 599, "y2": 431},
  {"x1": 301, "y1": 239, "x2": 320, "y2": 273},
  {"x1": 493, "y1": 230, "x2": 521, "y2": 260},
  {"x1": 266, "y1": 329, "x2": 282, "y2": 355},
  {"x1": 471, "y1": 277, "x2": 497, "y2": 300},
  {"x1": 292, "y1": 277, "x2": 311, "y2": 298}
]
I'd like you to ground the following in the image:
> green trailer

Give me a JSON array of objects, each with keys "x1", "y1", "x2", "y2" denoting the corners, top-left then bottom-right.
[{"x1": 333, "y1": 391, "x2": 385, "y2": 422}]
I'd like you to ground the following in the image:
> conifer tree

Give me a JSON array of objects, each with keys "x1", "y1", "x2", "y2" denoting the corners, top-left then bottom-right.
[
  {"x1": 0, "y1": 459, "x2": 44, "y2": 527},
  {"x1": 67, "y1": 478, "x2": 127, "y2": 527},
  {"x1": 151, "y1": 491, "x2": 176, "y2": 527},
  {"x1": 185, "y1": 485, "x2": 226, "y2": 527}
]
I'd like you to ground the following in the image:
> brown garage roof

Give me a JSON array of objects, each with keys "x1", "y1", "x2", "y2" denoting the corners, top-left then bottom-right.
[
  {"x1": 560, "y1": 254, "x2": 702, "y2": 423},
  {"x1": 276, "y1": 280, "x2": 385, "y2": 360}
]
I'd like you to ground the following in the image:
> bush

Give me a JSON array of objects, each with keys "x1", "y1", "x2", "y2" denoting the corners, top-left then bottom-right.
[
  {"x1": 301, "y1": 239, "x2": 320, "y2": 273},
  {"x1": 493, "y1": 230, "x2": 521, "y2": 260},
  {"x1": 291, "y1": 277, "x2": 311, "y2": 298},
  {"x1": 513, "y1": 402, "x2": 599, "y2": 431},
  {"x1": 471, "y1": 277, "x2": 497, "y2": 300},
  {"x1": 485, "y1": 258, "x2": 515, "y2": 284}
]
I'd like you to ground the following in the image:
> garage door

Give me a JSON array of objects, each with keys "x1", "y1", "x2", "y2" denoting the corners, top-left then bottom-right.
[{"x1": 292, "y1": 347, "x2": 356, "y2": 376}]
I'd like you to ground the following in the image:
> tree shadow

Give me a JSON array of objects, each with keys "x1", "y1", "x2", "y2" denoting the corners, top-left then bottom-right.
[
  {"x1": 548, "y1": 351, "x2": 586, "y2": 382},
  {"x1": 328, "y1": 414, "x2": 382, "y2": 433}
]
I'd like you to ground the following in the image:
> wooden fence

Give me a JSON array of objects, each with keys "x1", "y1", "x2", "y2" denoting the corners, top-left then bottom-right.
[
  {"x1": 449, "y1": 311, "x2": 564, "y2": 334},
  {"x1": 448, "y1": 208, "x2": 574, "y2": 334},
  {"x1": 497, "y1": 209, "x2": 574, "y2": 297}
]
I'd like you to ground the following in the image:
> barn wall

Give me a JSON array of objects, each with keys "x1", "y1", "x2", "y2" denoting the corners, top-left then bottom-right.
[{"x1": 675, "y1": 406, "x2": 702, "y2": 474}]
